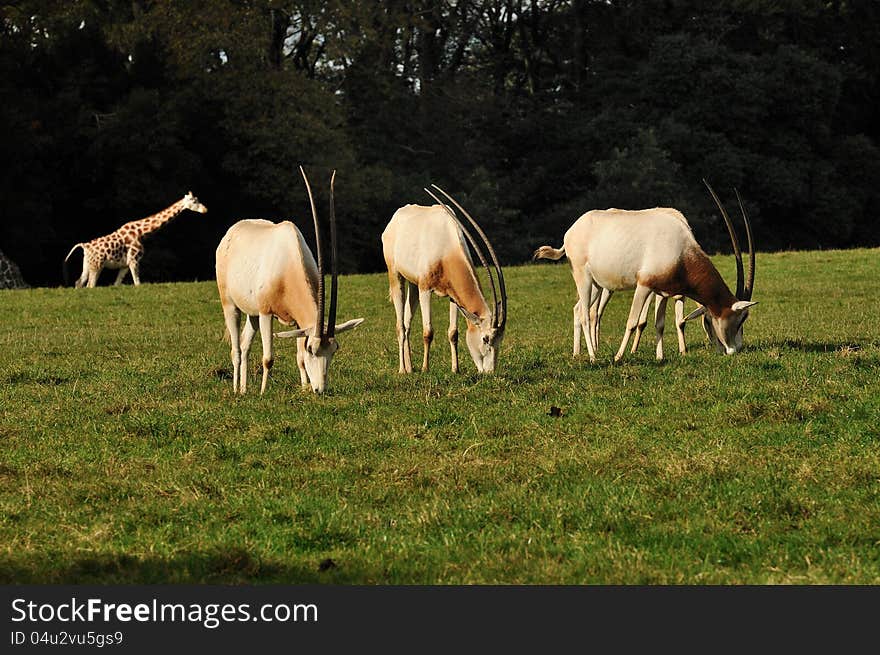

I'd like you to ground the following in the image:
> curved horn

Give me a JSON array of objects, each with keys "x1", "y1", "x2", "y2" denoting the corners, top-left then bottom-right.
[
  {"x1": 327, "y1": 170, "x2": 339, "y2": 337},
  {"x1": 300, "y1": 165, "x2": 324, "y2": 339},
  {"x1": 423, "y1": 187, "x2": 499, "y2": 325},
  {"x1": 703, "y1": 178, "x2": 744, "y2": 300},
  {"x1": 735, "y1": 188, "x2": 755, "y2": 301},
  {"x1": 430, "y1": 184, "x2": 507, "y2": 329}
]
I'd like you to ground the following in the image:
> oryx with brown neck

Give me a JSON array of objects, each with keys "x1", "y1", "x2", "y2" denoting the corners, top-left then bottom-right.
[
  {"x1": 381, "y1": 185, "x2": 507, "y2": 374},
  {"x1": 215, "y1": 167, "x2": 364, "y2": 395},
  {"x1": 534, "y1": 180, "x2": 756, "y2": 362}
]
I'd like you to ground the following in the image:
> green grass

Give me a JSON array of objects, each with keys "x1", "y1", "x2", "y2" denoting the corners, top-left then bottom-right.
[{"x1": 1, "y1": 248, "x2": 879, "y2": 584}]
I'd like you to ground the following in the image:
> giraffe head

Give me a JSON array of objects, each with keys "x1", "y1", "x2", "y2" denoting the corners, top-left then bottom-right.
[{"x1": 183, "y1": 191, "x2": 208, "y2": 214}]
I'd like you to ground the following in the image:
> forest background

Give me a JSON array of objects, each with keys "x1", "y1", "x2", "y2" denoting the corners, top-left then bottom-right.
[{"x1": 1, "y1": 0, "x2": 878, "y2": 286}]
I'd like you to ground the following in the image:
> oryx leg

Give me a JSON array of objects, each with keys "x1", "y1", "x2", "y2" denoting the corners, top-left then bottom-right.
[
  {"x1": 296, "y1": 336, "x2": 309, "y2": 388},
  {"x1": 589, "y1": 297, "x2": 599, "y2": 353},
  {"x1": 258, "y1": 313, "x2": 274, "y2": 395},
  {"x1": 654, "y1": 294, "x2": 670, "y2": 361},
  {"x1": 614, "y1": 284, "x2": 654, "y2": 362},
  {"x1": 403, "y1": 282, "x2": 418, "y2": 373},
  {"x1": 594, "y1": 287, "x2": 613, "y2": 353},
  {"x1": 238, "y1": 314, "x2": 259, "y2": 394},
  {"x1": 674, "y1": 296, "x2": 687, "y2": 354},
  {"x1": 448, "y1": 300, "x2": 459, "y2": 373},
  {"x1": 574, "y1": 271, "x2": 597, "y2": 362},
  {"x1": 631, "y1": 293, "x2": 654, "y2": 354},
  {"x1": 389, "y1": 272, "x2": 411, "y2": 373},
  {"x1": 222, "y1": 304, "x2": 242, "y2": 393},
  {"x1": 419, "y1": 288, "x2": 434, "y2": 372},
  {"x1": 573, "y1": 294, "x2": 602, "y2": 357}
]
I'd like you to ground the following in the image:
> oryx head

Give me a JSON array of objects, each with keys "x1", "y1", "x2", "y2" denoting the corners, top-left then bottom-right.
[
  {"x1": 425, "y1": 184, "x2": 507, "y2": 374},
  {"x1": 457, "y1": 305, "x2": 505, "y2": 373},
  {"x1": 276, "y1": 167, "x2": 364, "y2": 393},
  {"x1": 685, "y1": 180, "x2": 757, "y2": 355}
]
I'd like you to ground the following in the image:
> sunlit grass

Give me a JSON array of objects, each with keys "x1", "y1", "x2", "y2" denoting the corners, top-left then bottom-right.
[{"x1": 0, "y1": 248, "x2": 878, "y2": 583}]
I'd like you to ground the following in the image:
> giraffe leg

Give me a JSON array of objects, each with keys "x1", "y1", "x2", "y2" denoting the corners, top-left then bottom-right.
[
  {"x1": 127, "y1": 249, "x2": 143, "y2": 286},
  {"x1": 75, "y1": 258, "x2": 89, "y2": 288},
  {"x1": 113, "y1": 267, "x2": 129, "y2": 286},
  {"x1": 87, "y1": 266, "x2": 101, "y2": 288}
]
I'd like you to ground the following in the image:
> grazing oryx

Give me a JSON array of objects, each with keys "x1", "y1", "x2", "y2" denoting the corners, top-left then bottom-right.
[
  {"x1": 65, "y1": 192, "x2": 208, "y2": 287},
  {"x1": 215, "y1": 167, "x2": 364, "y2": 395},
  {"x1": 533, "y1": 180, "x2": 756, "y2": 362},
  {"x1": 538, "y1": 212, "x2": 689, "y2": 362},
  {"x1": 381, "y1": 185, "x2": 507, "y2": 374}
]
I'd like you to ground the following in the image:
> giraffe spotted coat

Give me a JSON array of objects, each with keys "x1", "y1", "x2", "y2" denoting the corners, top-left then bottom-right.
[{"x1": 65, "y1": 192, "x2": 207, "y2": 287}]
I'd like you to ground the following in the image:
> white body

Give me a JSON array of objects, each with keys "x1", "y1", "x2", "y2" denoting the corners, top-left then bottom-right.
[
  {"x1": 536, "y1": 206, "x2": 756, "y2": 361},
  {"x1": 381, "y1": 204, "x2": 502, "y2": 373},
  {"x1": 215, "y1": 219, "x2": 362, "y2": 394}
]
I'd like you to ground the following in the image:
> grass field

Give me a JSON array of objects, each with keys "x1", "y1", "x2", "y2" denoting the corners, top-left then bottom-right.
[{"x1": 1, "y1": 248, "x2": 878, "y2": 584}]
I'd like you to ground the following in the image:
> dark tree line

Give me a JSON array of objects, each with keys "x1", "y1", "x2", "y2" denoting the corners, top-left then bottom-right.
[{"x1": 1, "y1": 0, "x2": 878, "y2": 287}]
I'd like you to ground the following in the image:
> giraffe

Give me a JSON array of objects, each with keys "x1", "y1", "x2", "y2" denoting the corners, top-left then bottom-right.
[{"x1": 64, "y1": 192, "x2": 208, "y2": 288}]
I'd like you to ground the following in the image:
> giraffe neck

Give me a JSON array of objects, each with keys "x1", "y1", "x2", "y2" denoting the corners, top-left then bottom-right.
[{"x1": 123, "y1": 199, "x2": 188, "y2": 239}]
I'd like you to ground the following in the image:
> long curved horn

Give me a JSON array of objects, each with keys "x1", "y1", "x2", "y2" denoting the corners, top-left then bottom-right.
[
  {"x1": 430, "y1": 184, "x2": 507, "y2": 329},
  {"x1": 300, "y1": 165, "x2": 324, "y2": 339},
  {"x1": 423, "y1": 187, "x2": 499, "y2": 325},
  {"x1": 703, "y1": 179, "x2": 744, "y2": 300},
  {"x1": 735, "y1": 188, "x2": 755, "y2": 301},
  {"x1": 327, "y1": 170, "x2": 339, "y2": 337}
]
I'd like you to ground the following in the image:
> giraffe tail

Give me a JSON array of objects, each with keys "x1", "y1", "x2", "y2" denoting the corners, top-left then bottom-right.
[
  {"x1": 62, "y1": 243, "x2": 84, "y2": 286},
  {"x1": 64, "y1": 243, "x2": 84, "y2": 262}
]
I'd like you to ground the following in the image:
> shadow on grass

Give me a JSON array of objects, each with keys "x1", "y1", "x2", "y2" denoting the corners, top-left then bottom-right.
[
  {"x1": 769, "y1": 339, "x2": 868, "y2": 353},
  {"x1": 0, "y1": 549, "x2": 360, "y2": 584}
]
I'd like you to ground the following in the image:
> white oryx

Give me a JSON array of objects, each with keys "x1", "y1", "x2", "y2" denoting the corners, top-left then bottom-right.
[
  {"x1": 215, "y1": 167, "x2": 364, "y2": 395},
  {"x1": 381, "y1": 185, "x2": 507, "y2": 374},
  {"x1": 539, "y1": 206, "x2": 692, "y2": 361},
  {"x1": 534, "y1": 180, "x2": 756, "y2": 362}
]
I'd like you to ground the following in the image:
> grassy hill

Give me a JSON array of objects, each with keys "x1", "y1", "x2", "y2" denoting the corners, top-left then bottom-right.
[{"x1": 1, "y1": 248, "x2": 878, "y2": 583}]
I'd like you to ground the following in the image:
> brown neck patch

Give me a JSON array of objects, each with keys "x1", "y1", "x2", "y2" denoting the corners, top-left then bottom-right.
[
  {"x1": 639, "y1": 247, "x2": 736, "y2": 317},
  {"x1": 422, "y1": 254, "x2": 490, "y2": 319},
  {"x1": 261, "y1": 266, "x2": 319, "y2": 329},
  {"x1": 682, "y1": 249, "x2": 737, "y2": 316}
]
